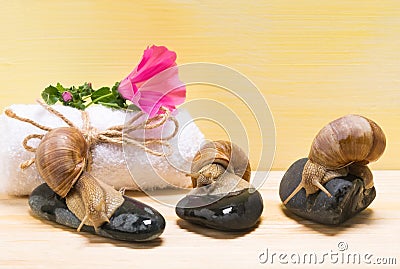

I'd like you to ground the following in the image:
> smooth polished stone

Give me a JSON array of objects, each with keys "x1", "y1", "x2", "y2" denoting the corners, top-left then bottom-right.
[
  {"x1": 29, "y1": 183, "x2": 165, "y2": 242},
  {"x1": 279, "y1": 158, "x2": 376, "y2": 225},
  {"x1": 176, "y1": 188, "x2": 263, "y2": 231}
]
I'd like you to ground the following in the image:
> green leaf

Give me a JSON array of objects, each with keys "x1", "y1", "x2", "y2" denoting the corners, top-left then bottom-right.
[
  {"x1": 75, "y1": 101, "x2": 86, "y2": 110},
  {"x1": 78, "y1": 82, "x2": 93, "y2": 97},
  {"x1": 127, "y1": 103, "x2": 141, "y2": 112},
  {"x1": 111, "y1": 81, "x2": 120, "y2": 95},
  {"x1": 56, "y1": 82, "x2": 67, "y2": 93},
  {"x1": 91, "y1": 87, "x2": 112, "y2": 102},
  {"x1": 41, "y1": 86, "x2": 60, "y2": 105},
  {"x1": 111, "y1": 81, "x2": 128, "y2": 109},
  {"x1": 97, "y1": 102, "x2": 125, "y2": 109},
  {"x1": 41, "y1": 81, "x2": 129, "y2": 111},
  {"x1": 88, "y1": 85, "x2": 128, "y2": 109}
]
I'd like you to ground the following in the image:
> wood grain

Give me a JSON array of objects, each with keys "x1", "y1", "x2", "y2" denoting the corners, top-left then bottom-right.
[
  {"x1": 0, "y1": 1, "x2": 399, "y2": 171},
  {"x1": 0, "y1": 171, "x2": 398, "y2": 268}
]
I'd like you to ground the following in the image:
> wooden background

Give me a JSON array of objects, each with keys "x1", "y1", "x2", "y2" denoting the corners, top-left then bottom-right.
[
  {"x1": 0, "y1": 2, "x2": 399, "y2": 268},
  {"x1": 0, "y1": 0, "x2": 399, "y2": 171}
]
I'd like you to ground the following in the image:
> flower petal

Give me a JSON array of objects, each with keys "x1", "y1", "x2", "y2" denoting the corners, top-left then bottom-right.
[
  {"x1": 118, "y1": 77, "x2": 138, "y2": 100},
  {"x1": 119, "y1": 45, "x2": 186, "y2": 116},
  {"x1": 132, "y1": 45, "x2": 177, "y2": 83},
  {"x1": 135, "y1": 66, "x2": 186, "y2": 116}
]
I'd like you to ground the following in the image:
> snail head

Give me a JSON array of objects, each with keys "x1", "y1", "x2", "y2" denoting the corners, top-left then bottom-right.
[{"x1": 186, "y1": 163, "x2": 226, "y2": 188}]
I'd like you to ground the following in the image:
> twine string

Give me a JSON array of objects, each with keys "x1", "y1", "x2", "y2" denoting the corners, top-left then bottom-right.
[
  {"x1": 36, "y1": 100, "x2": 77, "y2": 128},
  {"x1": 5, "y1": 100, "x2": 179, "y2": 169},
  {"x1": 23, "y1": 134, "x2": 44, "y2": 152}
]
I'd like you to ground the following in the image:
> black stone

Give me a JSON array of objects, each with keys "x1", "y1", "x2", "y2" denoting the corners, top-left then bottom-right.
[
  {"x1": 176, "y1": 188, "x2": 263, "y2": 231},
  {"x1": 279, "y1": 158, "x2": 376, "y2": 225},
  {"x1": 29, "y1": 183, "x2": 165, "y2": 242}
]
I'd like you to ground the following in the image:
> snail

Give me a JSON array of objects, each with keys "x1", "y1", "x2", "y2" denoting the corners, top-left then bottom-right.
[
  {"x1": 5, "y1": 104, "x2": 124, "y2": 232},
  {"x1": 34, "y1": 127, "x2": 124, "y2": 231},
  {"x1": 187, "y1": 140, "x2": 251, "y2": 189},
  {"x1": 283, "y1": 114, "x2": 386, "y2": 205},
  {"x1": 177, "y1": 140, "x2": 263, "y2": 231}
]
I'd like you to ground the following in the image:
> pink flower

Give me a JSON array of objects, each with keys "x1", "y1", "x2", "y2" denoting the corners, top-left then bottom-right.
[
  {"x1": 118, "y1": 45, "x2": 186, "y2": 116},
  {"x1": 62, "y1": 91, "x2": 73, "y2": 102}
]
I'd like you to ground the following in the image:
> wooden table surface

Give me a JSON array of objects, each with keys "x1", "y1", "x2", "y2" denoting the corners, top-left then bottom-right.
[{"x1": 0, "y1": 171, "x2": 398, "y2": 268}]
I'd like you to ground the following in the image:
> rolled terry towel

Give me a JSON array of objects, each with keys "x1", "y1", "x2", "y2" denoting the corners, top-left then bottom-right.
[{"x1": 0, "y1": 104, "x2": 204, "y2": 196}]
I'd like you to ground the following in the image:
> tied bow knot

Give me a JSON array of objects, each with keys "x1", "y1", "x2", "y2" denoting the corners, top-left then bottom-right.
[{"x1": 5, "y1": 99, "x2": 179, "y2": 169}]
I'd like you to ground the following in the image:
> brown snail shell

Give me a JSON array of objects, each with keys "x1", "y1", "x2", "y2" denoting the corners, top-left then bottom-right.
[
  {"x1": 283, "y1": 114, "x2": 386, "y2": 204},
  {"x1": 189, "y1": 140, "x2": 251, "y2": 188},
  {"x1": 35, "y1": 127, "x2": 88, "y2": 198},
  {"x1": 308, "y1": 114, "x2": 386, "y2": 169},
  {"x1": 35, "y1": 127, "x2": 123, "y2": 231}
]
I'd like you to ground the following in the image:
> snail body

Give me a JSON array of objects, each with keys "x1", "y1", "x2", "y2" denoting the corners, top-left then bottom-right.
[
  {"x1": 188, "y1": 140, "x2": 251, "y2": 188},
  {"x1": 283, "y1": 114, "x2": 386, "y2": 204},
  {"x1": 177, "y1": 140, "x2": 263, "y2": 231},
  {"x1": 34, "y1": 127, "x2": 124, "y2": 231},
  {"x1": 66, "y1": 172, "x2": 124, "y2": 231}
]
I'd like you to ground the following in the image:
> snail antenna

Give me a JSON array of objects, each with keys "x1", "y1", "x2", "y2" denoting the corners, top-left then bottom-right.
[
  {"x1": 283, "y1": 183, "x2": 304, "y2": 205},
  {"x1": 77, "y1": 215, "x2": 88, "y2": 232},
  {"x1": 312, "y1": 181, "x2": 332, "y2": 198}
]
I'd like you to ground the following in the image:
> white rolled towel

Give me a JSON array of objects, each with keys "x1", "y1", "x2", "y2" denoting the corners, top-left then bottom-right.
[{"x1": 0, "y1": 104, "x2": 204, "y2": 196}]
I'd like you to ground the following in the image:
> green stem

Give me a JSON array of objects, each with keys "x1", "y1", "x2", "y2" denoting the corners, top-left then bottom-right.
[
  {"x1": 97, "y1": 102, "x2": 123, "y2": 109},
  {"x1": 85, "y1": 92, "x2": 113, "y2": 108}
]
